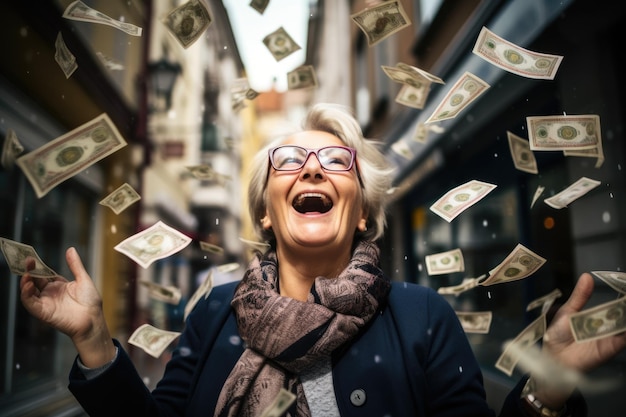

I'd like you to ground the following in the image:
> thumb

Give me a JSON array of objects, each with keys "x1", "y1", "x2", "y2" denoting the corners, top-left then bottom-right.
[
  {"x1": 563, "y1": 272, "x2": 594, "y2": 313},
  {"x1": 66, "y1": 247, "x2": 90, "y2": 283}
]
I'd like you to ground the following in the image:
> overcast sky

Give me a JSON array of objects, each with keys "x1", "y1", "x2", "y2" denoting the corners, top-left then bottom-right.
[{"x1": 222, "y1": 0, "x2": 310, "y2": 92}]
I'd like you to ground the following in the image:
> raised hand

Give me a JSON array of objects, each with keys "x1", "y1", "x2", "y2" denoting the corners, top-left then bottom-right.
[{"x1": 20, "y1": 247, "x2": 116, "y2": 368}]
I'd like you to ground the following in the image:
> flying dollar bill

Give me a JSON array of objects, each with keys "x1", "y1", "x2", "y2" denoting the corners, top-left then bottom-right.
[
  {"x1": 0, "y1": 237, "x2": 58, "y2": 278},
  {"x1": 128, "y1": 324, "x2": 181, "y2": 358},
  {"x1": 530, "y1": 185, "x2": 545, "y2": 209},
  {"x1": 351, "y1": 1, "x2": 411, "y2": 47},
  {"x1": 526, "y1": 114, "x2": 601, "y2": 151},
  {"x1": 54, "y1": 32, "x2": 77, "y2": 79},
  {"x1": 16, "y1": 113, "x2": 127, "y2": 198},
  {"x1": 570, "y1": 296, "x2": 626, "y2": 342},
  {"x1": 139, "y1": 280, "x2": 182, "y2": 305},
  {"x1": 591, "y1": 271, "x2": 626, "y2": 294},
  {"x1": 63, "y1": 1, "x2": 142, "y2": 36},
  {"x1": 544, "y1": 176, "x2": 601, "y2": 209},
  {"x1": 507, "y1": 131, "x2": 538, "y2": 174},
  {"x1": 424, "y1": 72, "x2": 490, "y2": 124},
  {"x1": 495, "y1": 314, "x2": 546, "y2": 376},
  {"x1": 287, "y1": 65, "x2": 318, "y2": 90},
  {"x1": 437, "y1": 276, "x2": 484, "y2": 297},
  {"x1": 99, "y1": 183, "x2": 141, "y2": 215},
  {"x1": 199, "y1": 241, "x2": 224, "y2": 255},
  {"x1": 480, "y1": 243, "x2": 546, "y2": 286},
  {"x1": 1, "y1": 128, "x2": 24, "y2": 170},
  {"x1": 184, "y1": 269, "x2": 214, "y2": 320},
  {"x1": 429, "y1": 179, "x2": 497, "y2": 222},
  {"x1": 162, "y1": 0, "x2": 212, "y2": 49},
  {"x1": 96, "y1": 52, "x2": 124, "y2": 71},
  {"x1": 263, "y1": 26, "x2": 301, "y2": 62},
  {"x1": 383, "y1": 63, "x2": 444, "y2": 109},
  {"x1": 114, "y1": 221, "x2": 192, "y2": 269},
  {"x1": 526, "y1": 288, "x2": 562, "y2": 315},
  {"x1": 249, "y1": 0, "x2": 270, "y2": 15},
  {"x1": 455, "y1": 311, "x2": 492, "y2": 334},
  {"x1": 472, "y1": 26, "x2": 563, "y2": 80},
  {"x1": 239, "y1": 237, "x2": 271, "y2": 253},
  {"x1": 425, "y1": 248, "x2": 465, "y2": 275}
]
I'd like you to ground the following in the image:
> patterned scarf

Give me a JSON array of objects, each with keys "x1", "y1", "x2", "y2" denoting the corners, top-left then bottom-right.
[{"x1": 214, "y1": 240, "x2": 390, "y2": 417}]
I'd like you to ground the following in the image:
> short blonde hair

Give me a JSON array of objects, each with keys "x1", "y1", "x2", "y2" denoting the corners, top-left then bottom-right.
[{"x1": 247, "y1": 103, "x2": 395, "y2": 243}]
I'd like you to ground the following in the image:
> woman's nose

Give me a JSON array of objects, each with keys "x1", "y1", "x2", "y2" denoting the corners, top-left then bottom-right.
[{"x1": 299, "y1": 152, "x2": 325, "y2": 180}]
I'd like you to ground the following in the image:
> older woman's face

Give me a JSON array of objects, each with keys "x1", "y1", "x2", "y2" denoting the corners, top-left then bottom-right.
[{"x1": 263, "y1": 130, "x2": 366, "y2": 252}]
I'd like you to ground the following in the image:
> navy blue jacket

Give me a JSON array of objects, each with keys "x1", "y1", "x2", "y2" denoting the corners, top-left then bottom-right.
[{"x1": 68, "y1": 281, "x2": 586, "y2": 416}]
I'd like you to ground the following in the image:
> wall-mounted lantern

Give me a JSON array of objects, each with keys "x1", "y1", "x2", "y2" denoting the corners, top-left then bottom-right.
[{"x1": 147, "y1": 58, "x2": 182, "y2": 112}]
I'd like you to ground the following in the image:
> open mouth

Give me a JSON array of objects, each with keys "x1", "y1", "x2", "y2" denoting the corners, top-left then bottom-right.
[{"x1": 292, "y1": 192, "x2": 333, "y2": 214}]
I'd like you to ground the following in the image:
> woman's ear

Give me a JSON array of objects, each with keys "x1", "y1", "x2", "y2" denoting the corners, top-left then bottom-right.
[
  {"x1": 358, "y1": 218, "x2": 367, "y2": 232},
  {"x1": 260, "y1": 214, "x2": 272, "y2": 230}
]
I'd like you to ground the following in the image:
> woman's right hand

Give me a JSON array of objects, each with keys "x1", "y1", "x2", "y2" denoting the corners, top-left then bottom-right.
[{"x1": 20, "y1": 246, "x2": 116, "y2": 368}]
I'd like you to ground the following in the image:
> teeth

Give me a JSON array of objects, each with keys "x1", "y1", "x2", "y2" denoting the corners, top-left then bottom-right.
[{"x1": 294, "y1": 193, "x2": 329, "y2": 205}]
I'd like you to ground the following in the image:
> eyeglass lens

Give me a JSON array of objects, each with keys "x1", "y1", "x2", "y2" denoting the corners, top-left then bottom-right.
[{"x1": 271, "y1": 146, "x2": 354, "y2": 171}]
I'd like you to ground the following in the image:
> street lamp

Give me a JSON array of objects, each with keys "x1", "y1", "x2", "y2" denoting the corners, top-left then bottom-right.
[{"x1": 147, "y1": 58, "x2": 182, "y2": 112}]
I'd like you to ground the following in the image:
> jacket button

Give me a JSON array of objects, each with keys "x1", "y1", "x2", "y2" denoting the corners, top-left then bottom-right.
[{"x1": 350, "y1": 389, "x2": 366, "y2": 406}]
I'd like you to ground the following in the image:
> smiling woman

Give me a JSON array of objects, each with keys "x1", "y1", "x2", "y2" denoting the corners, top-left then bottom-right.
[{"x1": 222, "y1": 0, "x2": 314, "y2": 91}]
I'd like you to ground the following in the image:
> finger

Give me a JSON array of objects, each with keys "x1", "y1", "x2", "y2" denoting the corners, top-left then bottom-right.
[
  {"x1": 20, "y1": 273, "x2": 36, "y2": 295},
  {"x1": 563, "y1": 272, "x2": 594, "y2": 312},
  {"x1": 66, "y1": 247, "x2": 90, "y2": 283}
]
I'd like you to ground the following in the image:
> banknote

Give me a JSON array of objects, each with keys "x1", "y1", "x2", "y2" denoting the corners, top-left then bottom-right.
[
  {"x1": 186, "y1": 165, "x2": 232, "y2": 183},
  {"x1": 263, "y1": 26, "x2": 301, "y2": 62},
  {"x1": 437, "y1": 276, "x2": 484, "y2": 297},
  {"x1": 429, "y1": 179, "x2": 497, "y2": 222},
  {"x1": 506, "y1": 131, "x2": 538, "y2": 174},
  {"x1": 390, "y1": 140, "x2": 413, "y2": 160},
  {"x1": 96, "y1": 52, "x2": 124, "y2": 71},
  {"x1": 455, "y1": 311, "x2": 492, "y2": 334},
  {"x1": 16, "y1": 113, "x2": 127, "y2": 198},
  {"x1": 99, "y1": 183, "x2": 141, "y2": 215},
  {"x1": 472, "y1": 26, "x2": 563, "y2": 80},
  {"x1": 590, "y1": 271, "x2": 626, "y2": 295},
  {"x1": 350, "y1": 1, "x2": 411, "y2": 47},
  {"x1": 512, "y1": 341, "x2": 619, "y2": 394},
  {"x1": 114, "y1": 221, "x2": 192, "y2": 269},
  {"x1": 162, "y1": 0, "x2": 212, "y2": 49},
  {"x1": 394, "y1": 84, "x2": 431, "y2": 109},
  {"x1": 425, "y1": 248, "x2": 465, "y2": 275},
  {"x1": 569, "y1": 296, "x2": 626, "y2": 342},
  {"x1": 481, "y1": 243, "x2": 546, "y2": 286},
  {"x1": 526, "y1": 114, "x2": 601, "y2": 151},
  {"x1": 63, "y1": 1, "x2": 143, "y2": 36},
  {"x1": 287, "y1": 65, "x2": 318, "y2": 90},
  {"x1": 563, "y1": 135, "x2": 605, "y2": 168},
  {"x1": 54, "y1": 32, "x2": 77, "y2": 79},
  {"x1": 382, "y1": 63, "x2": 443, "y2": 89},
  {"x1": 424, "y1": 72, "x2": 490, "y2": 124},
  {"x1": 231, "y1": 78, "x2": 258, "y2": 111},
  {"x1": 128, "y1": 324, "x2": 181, "y2": 358},
  {"x1": 413, "y1": 123, "x2": 429, "y2": 143},
  {"x1": 530, "y1": 185, "x2": 545, "y2": 209},
  {"x1": 544, "y1": 176, "x2": 601, "y2": 209},
  {"x1": 526, "y1": 288, "x2": 562, "y2": 314},
  {"x1": 239, "y1": 237, "x2": 271, "y2": 252},
  {"x1": 139, "y1": 280, "x2": 182, "y2": 305},
  {"x1": 216, "y1": 262, "x2": 240, "y2": 274},
  {"x1": 495, "y1": 314, "x2": 546, "y2": 376},
  {"x1": 259, "y1": 388, "x2": 297, "y2": 417},
  {"x1": 0, "y1": 237, "x2": 58, "y2": 278},
  {"x1": 249, "y1": 0, "x2": 270, "y2": 14},
  {"x1": 184, "y1": 269, "x2": 214, "y2": 320},
  {"x1": 1, "y1": 128, "x2": 24, "y2": 170},
  {"x1": 199, "y1": 241, "x2": 224, "y2": 255}
]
